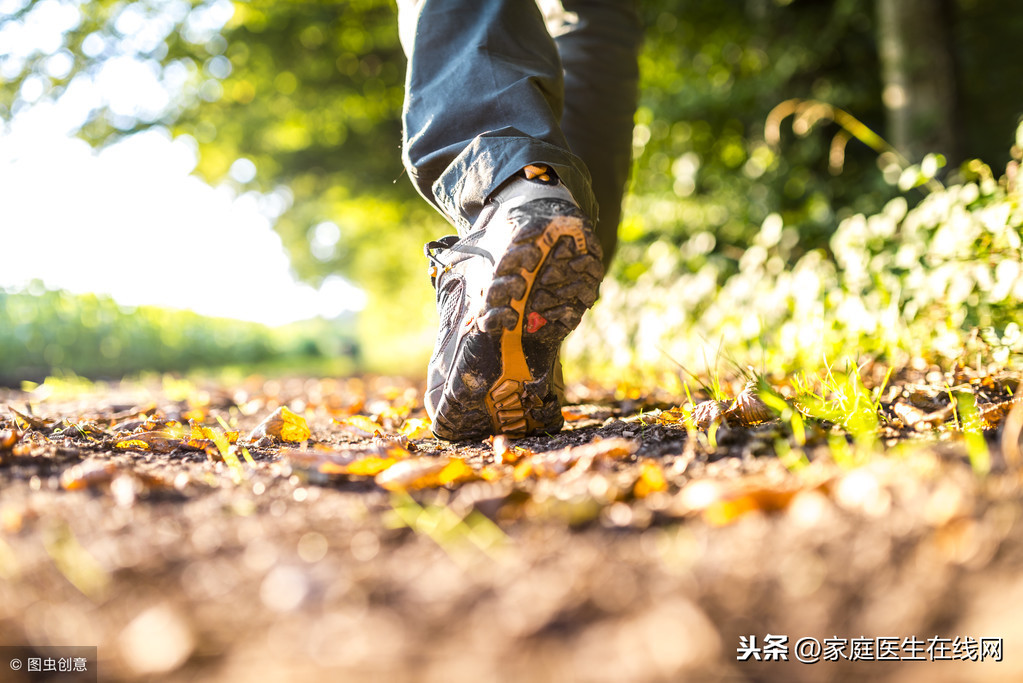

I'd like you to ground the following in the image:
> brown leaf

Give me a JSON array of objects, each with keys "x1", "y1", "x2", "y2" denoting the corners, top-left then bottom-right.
[
  {"x1": 513, "y1": 438, "x2": 637, "y2": 480},
  {"x1": 633, "y1": 459, "x2": 668, "y2": 498},
  {"x1": 692, "y1": 400, "x2": 729, "y2": 429},
  {"x1": 249, "y1": 407, "x2": 311, "y2": 443},
  {"x1": 9, "y1": 407, "x2": 55, "y2": 431},
  {"x1": 703, "y1": 488, "x2": 797, "y2": 526},
  {"x1": 0, "y1": 428, "x2": 23, "y2": 451},
  {"x1": 114, "y1": 431, "x2": 181, "y2": 453},
  {"x1": 375, "y1": 456, "x2": 476, "y2": 491},
  {"x1": 333, "y1": 414, "x2": 384, "y2": 438},
  {"x1": 725, "y1": 387, "x2": 775, "y2": 426},
  {"x1": 284, "y1": 442, "x2": 412, "y2": 478},
  {"x1": 560, "y1": 406, "x2": 589, "y2": 422},
  {"x1": 398, "y1": 418, "x2": 433, "y2": 440},
  {"x1": 60, "y1": 461, "x2": 119, "y2": 490},
  {"x1": 492, "y1": 434, "x2": 531, "y2": 464}
]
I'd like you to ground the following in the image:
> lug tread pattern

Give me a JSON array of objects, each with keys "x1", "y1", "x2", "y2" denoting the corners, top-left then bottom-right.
[{"x1": 429, "y1": 198, "x2": 602, "y2": 441}]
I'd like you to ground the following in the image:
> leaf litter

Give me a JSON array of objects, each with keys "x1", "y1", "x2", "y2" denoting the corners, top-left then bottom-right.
[{"x1": 1, "y1": 364, "x2": 1023, "y2": 680}]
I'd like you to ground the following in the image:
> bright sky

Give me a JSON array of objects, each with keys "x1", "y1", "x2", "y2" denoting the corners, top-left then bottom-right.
[{"x1": 0, "y1": 0, "x2": 367, "y2": 327}]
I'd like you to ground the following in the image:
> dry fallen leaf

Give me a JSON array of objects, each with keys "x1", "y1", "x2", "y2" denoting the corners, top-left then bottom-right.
[
  {"x1": 181, "y1": 407, "x2": 207, "y2": 422},
  {"x1": 334, "y1": 414, "x2": 384, "y2": 438},
  {"x1": 652, "y1": 406, "x2": 687, "y2": 426},
  {"x1": 114, "y1": 431, "x2": 181, "y2": 453},
  {"x1": 633, "y1": 459, "x2": 668, "y2": 498},
  {"x1": 284, "y1": 442, "x2": 412, "y2": 478},
  {"x1": 340, "y1": 456, "x2": 402, "y2": 477},
  {"x1": 398, "y1": 418, "x2": 433, "y2": 440},
  {"x1": 249, "y1": 407, "x2": 311, "y2": 443},
  {"x1": 60, "y1": 461, "x2": 119, "y2": 490},
  {"x1": 703, "y1": 487, "x2": 798, "y2": 526},
  {"x1": 692, "y1": 400, "x2": 728, "y2": 429},
  {"x1": 114, "y1": 439, "x2": 152, "y2": 451},
  {"x1": 492, "y1": 434, "x2": 531, "y2": 464},
  {"x1": 9, "y1": 407, "x2": 55, "y2": 431},
  {"x1": 1, "y1": 428, "x2": 22, "y2": 451},
  {"x1": 513, "y1": 438, "x2": 637, "y2": 481},
  {"x1": 560, "y1": 406, "x2": 589, "y2": 422},
  {"x1": 375, "y1": 456, "x2": 476, "y2": 492},
  {"x1": 726, "y1": 386, "x2": 775, "y2": 426},
  {"x1": 678, "y1": 478, "x2": 802, "y2": 526}
]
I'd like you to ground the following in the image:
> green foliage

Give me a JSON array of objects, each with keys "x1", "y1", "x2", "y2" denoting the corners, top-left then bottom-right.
[
  {"x1": 569, "y1": 125, "x2": 1023, "y2": 379},
  {"x1": 0, "y1": 285, "x2": 358, "y2": 383},
  {"x1": 165, "y1": 0, "x2": 444, "y2": 294},
  {"x1": 625, "y1": 0, "x2": 1023, "y2": 272},
  {"x1": 625, "y1": 0, "x2": 890, "y2": 271},
  {"x1": 1, "y1": 0, "x2": 443, "y2": 299}
]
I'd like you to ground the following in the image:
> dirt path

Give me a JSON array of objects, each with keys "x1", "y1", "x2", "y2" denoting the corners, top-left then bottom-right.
[{"x1": 1, "y1": 374, "x2": 1021, "y2": 682}]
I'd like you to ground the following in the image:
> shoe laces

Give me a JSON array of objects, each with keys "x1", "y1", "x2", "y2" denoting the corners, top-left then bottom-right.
[
  {"x1": 423, "y1": 165, "x2": 559, "y2": 287},
  {"x1": 424, "y1": 235, "x2": 459, "y2": 286}
]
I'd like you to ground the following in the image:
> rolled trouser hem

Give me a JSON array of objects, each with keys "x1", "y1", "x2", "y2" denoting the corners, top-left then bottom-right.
[{"x1": 430, "y1": 127, "x2": 598, "y2": 234}]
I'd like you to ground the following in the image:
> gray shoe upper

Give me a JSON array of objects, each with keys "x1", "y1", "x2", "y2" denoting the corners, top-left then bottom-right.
[{"x1": 424, "y1": 174, "x2": 578, "y2": 419}]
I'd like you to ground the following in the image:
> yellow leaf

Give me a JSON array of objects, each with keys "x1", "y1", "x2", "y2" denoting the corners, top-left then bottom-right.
[
  {"x1": 182, "y1": 408, "x2": 206, "y2": 422},
  {"x1": 0, "y1": 428, "x2": 22, "y2": 450},
  {"x1": 492, "y1": 434, "x2": 530, "y2": 464},
  {"x1": 248, "y1": 406, "x2": 311, "y2": 443},
  {"x1": 60, "y1": 462, "x2": 118, "y2": 490},
  {"x1": 703, "y1": 488, "x2": 798, "y2": 526},
  {"x1": 375, "y1": 456, "x2": 476, "y2": 491},
  {"x1": 478, "y1": 464, "x2": 505, "y2": 481},
  {"x1": 398, "y1": 418, "x2": 433, "y2": 439},
  {"x1": 283, "y1": 443, "x2": 411, "y2": 478},
  {"x1": 634, "y1": 459, "x2": 668, "y2": 498},
  {"x1": 437, "y1": 458, "x2": 474, "y2": 485},
  {"x1": 117, "y1": 430, "x2": 180, "y2": 452},
  {"x1": 189, "y1": 420, "x2": 216, "y2": 441},
  {"x1": 278, "y1": 408, "x2": 311, "y2": 442},
  {"x1": 115, "y1": 439, "x2": 151, "y2": 451},
  {"x1": 513, "y1": 458, "x2": 536, "y2": 481},
  {"x1": 656, "y1": 406, "x2": 687, "y2": 426},
  {"x1": 345, "y1": 456, "x2": 399, "y2": 477},
  {"x1": 333, "y1": 414, "x2": 383, "y2": 437}
]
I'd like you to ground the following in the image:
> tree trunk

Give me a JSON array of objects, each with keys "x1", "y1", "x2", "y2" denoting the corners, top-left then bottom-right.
[{"x1": 875, "y1": 0, "x2": 960, "y2": 164}]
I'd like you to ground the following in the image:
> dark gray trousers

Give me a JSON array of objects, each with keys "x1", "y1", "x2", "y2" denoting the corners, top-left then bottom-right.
[{"x1": 398, "y1": 0, "x2": 642, "y2": 266}]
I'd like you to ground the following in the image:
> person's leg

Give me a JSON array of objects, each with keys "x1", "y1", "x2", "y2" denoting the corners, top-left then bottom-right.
[
  {"x1": 543, "y1": 0, "x2": 643, "y2": 267},
  {"x1": 398, "y1": 0, "x2": 597, "y2": 233},
  {"x1": 398, "y1": 0, "x2": 605, "y2": 440}
]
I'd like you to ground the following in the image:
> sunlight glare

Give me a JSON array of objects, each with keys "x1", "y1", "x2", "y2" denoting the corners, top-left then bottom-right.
[{"x1": 1, "y1": 119, "x2": 364, "y2": 326}]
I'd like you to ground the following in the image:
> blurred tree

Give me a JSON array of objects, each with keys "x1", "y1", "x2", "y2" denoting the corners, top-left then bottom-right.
[
  {"x1": 0, "y1": 285, "x2": 360, "y2": 383},
  {"x1": 2, "y1": 0, "x2": 1021, "y2": 360},
  {"x1": 876, "y1": 0, "x2": 960, "y2": 163},
  {"x1": 0, "y1": 0, "x2": 438, "y2": 296},
  {"x1": 619, "y1": 0, "x2": 1021, "y2": 287}
]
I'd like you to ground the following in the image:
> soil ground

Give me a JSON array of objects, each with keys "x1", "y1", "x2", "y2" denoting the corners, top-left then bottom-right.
[{"x1": 1, "y1": 371, "x2": 1022, "y2": 682}]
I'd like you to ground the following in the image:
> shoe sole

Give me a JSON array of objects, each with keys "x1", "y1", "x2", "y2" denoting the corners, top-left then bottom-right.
[{"x1": 432, "y1": 198, "x2": 603, "y2": 440}]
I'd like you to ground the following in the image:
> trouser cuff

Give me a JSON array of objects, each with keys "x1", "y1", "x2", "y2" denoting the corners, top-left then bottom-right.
[{"x1": 431, "y1": 127, "x2": 598, "y2": 234}]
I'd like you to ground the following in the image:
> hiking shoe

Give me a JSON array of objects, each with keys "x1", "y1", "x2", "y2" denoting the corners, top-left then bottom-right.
[{"x1": 424, "y1": 164, "x2": 604, "y2": 440}]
